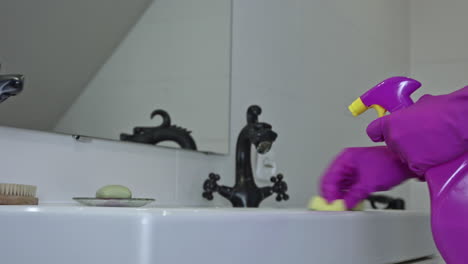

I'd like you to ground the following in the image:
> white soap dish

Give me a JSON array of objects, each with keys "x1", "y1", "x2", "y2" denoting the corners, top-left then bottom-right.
[{"x1": 73, "y1": 197, "x2": 155, "y2": 207}]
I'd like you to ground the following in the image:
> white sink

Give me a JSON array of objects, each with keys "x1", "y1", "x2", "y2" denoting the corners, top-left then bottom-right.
[{"x1": 0, "y1": 206, "x2": 436, "y2": 264}]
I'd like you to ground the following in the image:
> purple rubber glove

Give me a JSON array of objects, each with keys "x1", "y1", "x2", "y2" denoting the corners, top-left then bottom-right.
[
  {"x1": 320, "y1": 146, "x2": 417, "y2": 209},
  {"x1": 367, "y1": 86, "x2": 468, "y2": 176}
]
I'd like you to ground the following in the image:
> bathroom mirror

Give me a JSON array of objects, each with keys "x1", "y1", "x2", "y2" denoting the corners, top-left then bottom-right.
[{"x1": 0, "y1": 0, "x2": 231, "y2": 154}]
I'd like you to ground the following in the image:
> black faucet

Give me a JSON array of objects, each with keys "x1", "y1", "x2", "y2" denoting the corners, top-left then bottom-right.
[{"x1": 202, "y1": 105, "x2": 289, "y2": 207}]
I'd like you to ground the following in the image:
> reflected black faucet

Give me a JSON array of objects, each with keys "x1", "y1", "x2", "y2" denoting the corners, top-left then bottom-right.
[
  {"x1": 202, "y1": 105, "x2": 289, "y2": 207},
  {"x1": 120, "y1": 109, "x2": 197, "y2": 150},
  {"x1": 0, "y1": 74, "x2": 24, "y2": 103}
]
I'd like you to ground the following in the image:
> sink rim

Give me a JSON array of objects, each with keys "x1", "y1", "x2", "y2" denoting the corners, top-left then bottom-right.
[{"x1": 0, "y1": 204, "x2": 431, "y2": 218}]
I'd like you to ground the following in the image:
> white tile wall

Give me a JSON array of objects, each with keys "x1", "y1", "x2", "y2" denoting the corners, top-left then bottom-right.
[{"x1": 410, "y1": 0, "x2": 468, "y2": 64}]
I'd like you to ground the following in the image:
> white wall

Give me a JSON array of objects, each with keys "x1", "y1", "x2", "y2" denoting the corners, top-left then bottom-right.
[
  {"x1": 408, "y1": 0, "x2": 468, "y2": 212},
  {"x1": 54, "y1": 0, "x2": 231, "y2": 154},
  {"x1": 1, "y1": 0, "x2": 411, "y2": 207}
]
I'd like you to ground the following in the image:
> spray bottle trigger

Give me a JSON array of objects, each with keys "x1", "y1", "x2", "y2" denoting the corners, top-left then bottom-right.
[{"x1": 370, "y1": 104, "x2": 387, "y2": 117}]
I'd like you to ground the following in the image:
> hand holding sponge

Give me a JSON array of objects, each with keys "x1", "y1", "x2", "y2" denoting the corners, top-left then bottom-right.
[{"x1": 311, "y1": 147, "x2": 415, "y2": 211}]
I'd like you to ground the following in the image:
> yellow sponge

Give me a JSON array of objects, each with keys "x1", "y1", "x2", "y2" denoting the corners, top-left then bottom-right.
[{"x1": 308, "y1": 196, "x2": 364, "y2": 211}]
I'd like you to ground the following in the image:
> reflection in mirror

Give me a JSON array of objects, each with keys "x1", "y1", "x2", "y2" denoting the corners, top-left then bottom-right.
[
  {"x1": 0, "y1": 0, "x2": 231, "y2": 154},
  {"x1": 120, "y1": 109, "x2": 198, "y2": 150}
]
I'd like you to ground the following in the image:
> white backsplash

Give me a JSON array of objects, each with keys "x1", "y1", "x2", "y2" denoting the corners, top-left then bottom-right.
[{"x1": 0, "y1": 126, "x2": 216, "y2": 205}]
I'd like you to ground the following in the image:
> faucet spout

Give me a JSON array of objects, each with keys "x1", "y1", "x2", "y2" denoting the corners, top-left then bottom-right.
[{"x1": 257, "y1": 141, "x2": 272, "y2": 154}]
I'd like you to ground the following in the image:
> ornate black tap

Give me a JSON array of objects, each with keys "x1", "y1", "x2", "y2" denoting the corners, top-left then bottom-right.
[{"x1": 202, "y1": 105, "x2": 289, "y2": 207}]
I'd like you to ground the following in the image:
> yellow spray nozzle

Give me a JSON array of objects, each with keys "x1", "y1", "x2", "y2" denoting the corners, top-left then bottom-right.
[
  {"x1": 370, "y1": 104, "x2": 387, "y2": 117},
  {"x1": 348, "y1": 98, "x2": 387, "y2": 117},
  {"x1": 348, "y1": 97, "x2": 368, "y2": 117}
]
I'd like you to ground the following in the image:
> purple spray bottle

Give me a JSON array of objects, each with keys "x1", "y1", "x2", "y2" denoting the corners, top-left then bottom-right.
[{"x1": 350, "y1": 76, "x2": 468, "y2": 264}]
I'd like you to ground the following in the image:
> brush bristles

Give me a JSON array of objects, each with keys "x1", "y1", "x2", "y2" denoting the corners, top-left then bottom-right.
[{"x1": 0, "y1": 184, "x2": 37, "y2": 197}]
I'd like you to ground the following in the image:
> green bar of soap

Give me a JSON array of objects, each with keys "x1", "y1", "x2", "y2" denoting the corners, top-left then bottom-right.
[{"x1": 96, "y1": 185, "x2": 132, "y2": 199}]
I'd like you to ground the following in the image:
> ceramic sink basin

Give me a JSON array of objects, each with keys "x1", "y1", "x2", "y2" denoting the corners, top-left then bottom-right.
[{"x1": 0, "y1": 206, "x2": 436, "y2": 264}]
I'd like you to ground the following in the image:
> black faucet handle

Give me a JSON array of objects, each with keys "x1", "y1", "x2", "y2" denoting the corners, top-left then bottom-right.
[
  {"x1": 367, "y1": 195, "x2": 406, "y2": 210},
  {"x1": 202, "y1": 173, "x2": 221, "y2": 200},
  {"x1": 271, "y1": 174, "x2": 289, "y2": 202}
]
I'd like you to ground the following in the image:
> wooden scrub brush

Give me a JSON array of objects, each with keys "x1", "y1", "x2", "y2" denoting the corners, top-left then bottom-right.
[{"x1": 0, "y1": 183, "x2": 38, "y2": 205}]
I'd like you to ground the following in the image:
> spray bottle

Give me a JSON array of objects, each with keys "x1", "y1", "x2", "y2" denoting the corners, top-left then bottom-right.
[{"x1": 351, "y1": 76, "x2": 468, "y2": 264}]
